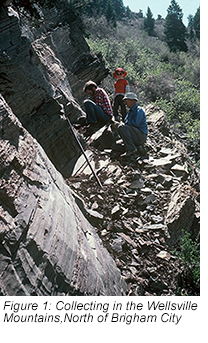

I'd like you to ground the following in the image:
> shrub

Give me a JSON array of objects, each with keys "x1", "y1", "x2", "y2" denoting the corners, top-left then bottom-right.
[
  {"x1": 174, "y1": 230, "x2": 200, "y2": 295},
  {"x1": 143, "y1": 73, "x2": 174, "y2": 101},
  {"x1": 172, "y1": 79, "x2": 200, "y2": 119}
]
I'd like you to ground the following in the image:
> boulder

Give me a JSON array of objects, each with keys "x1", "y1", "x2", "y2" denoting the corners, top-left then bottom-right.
[{"x1": 165, "y1": 184, "x2": 197, "y2": 247}]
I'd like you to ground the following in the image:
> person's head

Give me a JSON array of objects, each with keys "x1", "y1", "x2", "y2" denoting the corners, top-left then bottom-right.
[
  {"x1": 123, "y1": 92, "x2": 138, "y2": 108},
  {"x1": 113, "y1": 68, "x2": 127, "y2": 79},
  {"x1": 83, "y1": 80, "x2": 97, "y2": 95}
]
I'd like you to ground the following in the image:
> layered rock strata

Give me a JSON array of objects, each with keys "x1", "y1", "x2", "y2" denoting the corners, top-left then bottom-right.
[
  {"x1": 0, "y1": 95, "x2": 126, "y2": 295},
  {"x1": 0, "y1": 6, "x2": 108, "y2": 177}
]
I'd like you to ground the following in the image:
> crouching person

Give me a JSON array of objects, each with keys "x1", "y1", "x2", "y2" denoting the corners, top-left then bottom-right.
[
  {"x1": 114, "y1": 92, "x2": 148, "y2": 157},
  {"x1": 83, "y1": 80, "x2": 113, "y2": 127}
]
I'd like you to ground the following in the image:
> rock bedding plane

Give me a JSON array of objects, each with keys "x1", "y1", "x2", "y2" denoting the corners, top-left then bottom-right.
[{"x1": 0, "y1": 95, "x2": 126, "y2": 295}]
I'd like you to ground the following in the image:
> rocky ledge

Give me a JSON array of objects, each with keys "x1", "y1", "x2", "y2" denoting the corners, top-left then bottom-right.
[{"x1": 67, "y1": 104, "x2": 200, "y2": 295}]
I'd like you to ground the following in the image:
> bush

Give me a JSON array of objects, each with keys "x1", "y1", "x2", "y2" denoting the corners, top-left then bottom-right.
[
  {"x1": 143, "y1": 72, "x2": 174, "y2": 101},
  {"x1": 172, "y1": 80, "x2": 200, "y2": 119},
  {"x1": 174, "y1": 230, "x2": 200, "y2": 295}
]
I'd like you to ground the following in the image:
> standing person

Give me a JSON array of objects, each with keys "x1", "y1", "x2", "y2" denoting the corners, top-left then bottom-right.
[
  {"x1": 83, "y1": 80, "x2": 113, "y2": 127},
  {"x1": 115, "y1": 92, "x2": 148, "y2": 157},
  {"x1": 113, "y1": 68, "x2": 130, "y2": 122}
]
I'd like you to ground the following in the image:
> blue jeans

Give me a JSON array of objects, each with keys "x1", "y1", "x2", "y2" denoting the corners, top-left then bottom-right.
[{"x1": 84, "y1": 100, "x2": 111, "y2": 124}]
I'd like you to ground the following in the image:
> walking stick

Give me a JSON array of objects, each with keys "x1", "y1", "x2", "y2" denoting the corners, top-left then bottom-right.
[{"x1": 66, "y1": 116, "x2": 103, "y2": 188}]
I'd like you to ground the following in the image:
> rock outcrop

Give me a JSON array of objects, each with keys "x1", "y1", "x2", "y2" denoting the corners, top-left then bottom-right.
[
  {"x1": 0, "y1": 95, "x2": 126, "y2": 295},
  {"x1": 0, "y1": 6, "x2": 108, "y2": 177},
  {"x1": 68, "y1": 105, "x2": 200, "y2": 295}
]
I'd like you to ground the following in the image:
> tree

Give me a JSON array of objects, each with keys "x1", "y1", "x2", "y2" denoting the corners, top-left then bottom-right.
[
  {"x1": 114, "y1": 0, "x2": 125, "y2": 20},
  {"x1": 125, "y1": 5, "x2": 131, "y2": 18},
  {"x1": 105, "y1": 0, "x2": 116, "y2": 27},
  {"x1": 193, "y1": 7, "x2": 200, "y2": 39},
  {"x1": 188, "y1": 7, "x2": 200, "y2": 40},
  {"x1": 138, "y1": 9, "x2": 143, "y2": 18},
  {"x1": 164, "y1": 0, "x2": 188, "y2": 52},
  {"x1": 144, "y1": 6, "x2": 155, "y2": 36},
  {"x1": 188, "y1": 14, "x2": 195, "y2": 40}
]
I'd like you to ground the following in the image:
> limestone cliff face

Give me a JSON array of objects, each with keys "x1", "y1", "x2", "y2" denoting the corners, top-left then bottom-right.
[
  {"x1": 0, "y1": 6, "x2": 108, "y2": 177},
  {"x1": 0, "y1": 95, "x2": 126, "y2": 295}
]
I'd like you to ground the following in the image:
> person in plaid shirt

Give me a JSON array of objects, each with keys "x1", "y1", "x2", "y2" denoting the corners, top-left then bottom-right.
[{"x1": 83, "y1": 81, "x2": 113, "y2": 126}]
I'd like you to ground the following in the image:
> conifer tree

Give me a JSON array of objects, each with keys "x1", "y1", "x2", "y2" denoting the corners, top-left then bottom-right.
[
  {"x1": 114, "y1": 0, "x2": 125, "y2": 19},
  {"x1": 164, "y1": 0, "x2": 187, "y2": 52},
  {"x1": 193, "y1": 7, "x2": 200, "y2": 39},
  {"x1": 144, "y1": 7, "x2": 155, "y2": 36},
  {"x1": 188, "y1": 14, "x2": 195, "y2": 40},
  {"x1": 125, "y1": 6, "x2": 131, "y2": 18},
  {"x1": 138, "y1": 9, "x2": 143, "y2": 18},
  {"x1": 105, "y1": 0, "x2": 116, "y2": 27}
]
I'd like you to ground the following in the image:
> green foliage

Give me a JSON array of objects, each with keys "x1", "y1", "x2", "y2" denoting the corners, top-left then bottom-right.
[
  {"x1": 86, "y1": 17, "x2": 200, "y2": 163},
  {"x1": 164, "y1": 0, "x2": 188, "y2": 52},
  {"x1": 138, "y1": 9, "x2": 143, "y2": 18},
  {"x1": 105, "y1": 0, "x2": 116, "y2": 27},
  {"x1": 144, "y1": 7, "x2": 155, "y2": 36},
  {"x1": 84, "y1": 0, "x2": 125, "y2": 25},
  {"x1": 174, "y1": 231, "x2": 200, "y2": 295},
  {"x1": 188, "y1": 7, "x2": 200, "y2": 40}
]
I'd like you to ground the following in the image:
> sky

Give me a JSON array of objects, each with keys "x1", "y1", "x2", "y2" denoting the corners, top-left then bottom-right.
[{"x1": 123, "y1": 0, "x2": 200, "y2": 25}]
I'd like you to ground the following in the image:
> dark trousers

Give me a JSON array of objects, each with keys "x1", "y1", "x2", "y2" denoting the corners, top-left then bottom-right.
[
  {"x1": 118, "y1": 124, "x2": 147, "y2": 151},
  {"x1": 113, "y1": 94, "x2": 126, "y2": 121},
  {"x1": 84, "y1": 100, "x2": 111, "y2": 124}
]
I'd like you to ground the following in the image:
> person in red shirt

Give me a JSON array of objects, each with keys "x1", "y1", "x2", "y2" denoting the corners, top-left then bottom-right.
[
  {"x1": 83, "y1": 80, "x2": 113, "y2": 126},
  {"x1": 113, "y1": 68, "x2": 130, "y2": 122}
]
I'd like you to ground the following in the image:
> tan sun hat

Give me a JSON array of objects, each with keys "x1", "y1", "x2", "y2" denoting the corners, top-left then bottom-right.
[{"x1": 123, "y1": 92, "x2": 138, "y2": 101}]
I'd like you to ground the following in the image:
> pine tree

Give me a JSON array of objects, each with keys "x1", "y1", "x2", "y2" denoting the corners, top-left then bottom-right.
[
  {"x1": 164, "y1": 0, "x2": 188, "y2": 52},
  {"x1": 188, "y1": 14, "x2": 195, "y2": 40},
  {"x1": 125, "y1": 6, "x2": 131, "y2": 18},
  {"x1": 105, "y1": 0, "x2": 116, "y2": 27},
  {"x1": 193, "y1": 7, "x2": 200, "y2": 39},
  {"x1": 144, "y1": 7, "x2": 155, "y2": 36},
  {"x1": 188, "y1": 7, "x2": 200, "y2": 40},
  {"x1": 114, "y1": 0, "x2": 125, "y2": 20},
  {"x1": 138, "y1": 9, "x2": 143, "y2": 18}
]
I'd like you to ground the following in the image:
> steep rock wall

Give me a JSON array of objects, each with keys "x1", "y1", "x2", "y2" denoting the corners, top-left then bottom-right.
[
  {"x1": 0, "y1": 95, "x2": 126, "y2": 295},
  {"x1": 0, "y1": 6, "x2": 108, "y2": 177}
]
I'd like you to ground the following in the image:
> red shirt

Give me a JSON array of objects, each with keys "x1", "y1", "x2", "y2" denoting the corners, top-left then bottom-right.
[
  {"x1": 93, "y1": 88, "x2": 113, "y2": 117},
  {"x1": 114, "y1": 79, "x2": 129, "y2": 94}
]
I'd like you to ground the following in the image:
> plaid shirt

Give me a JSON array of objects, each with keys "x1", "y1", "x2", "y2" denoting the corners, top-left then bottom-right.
[{"x1": 93, "y1": 88, "x2": 113, "y2": 117}]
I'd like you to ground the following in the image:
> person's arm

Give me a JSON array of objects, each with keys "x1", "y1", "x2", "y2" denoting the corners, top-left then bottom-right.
[
  {"x1": 94, "y1": 89, "x2": 102, "y2": 107},
  {"x1": 102, "y1": 92, "x2": 113, "y2": 116},
  {"x1": 125, "y1": 81, "x2": 130, "y2": 93},
  {"x1": 95, "y1": 89, "x2": 112, "y2": 116}
]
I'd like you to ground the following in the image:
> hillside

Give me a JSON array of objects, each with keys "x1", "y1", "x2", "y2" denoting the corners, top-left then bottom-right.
[{"x1": 85, "y1": 15, "x2": 200, "y2": 165}]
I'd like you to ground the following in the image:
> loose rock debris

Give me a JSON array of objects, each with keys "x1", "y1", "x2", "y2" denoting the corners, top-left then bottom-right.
[{"x1": 66, "y1": 105, "x2": 200, "y2": 295}]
